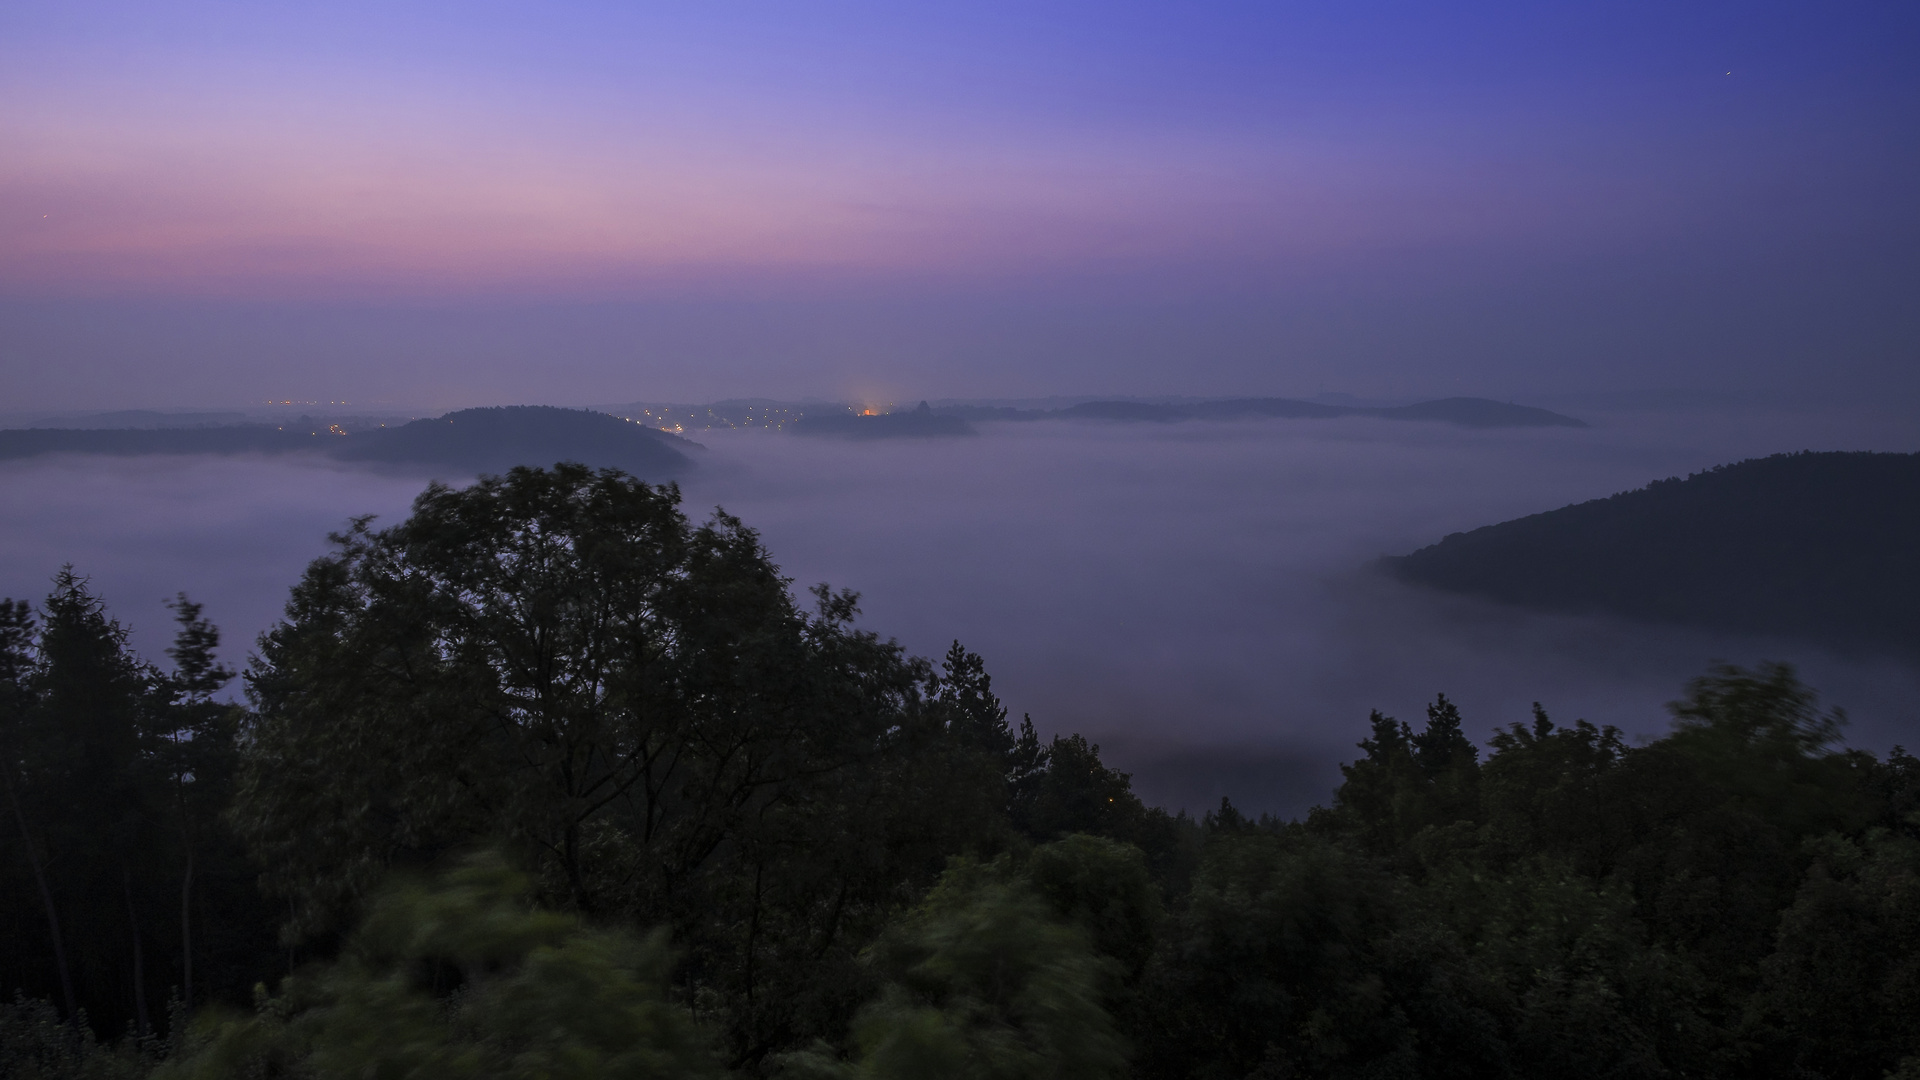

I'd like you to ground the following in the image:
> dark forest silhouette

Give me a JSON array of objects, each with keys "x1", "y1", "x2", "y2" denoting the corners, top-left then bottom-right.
[
  {"x1": 0, "y1": 407, "x2": 694, "y2": 478},
  {"x1": 4, "y1": 463, "x2": 1919, "y2": 1079},
  {"x1": 1389, "y1": 451, "x2": 1920, "y2": 652},
  {"x1": 939, "y1": 395, "x2": 1586, "y2": 429},
  {"x1": 791, "y1": 401, "x2": 976, "y2": 438}
]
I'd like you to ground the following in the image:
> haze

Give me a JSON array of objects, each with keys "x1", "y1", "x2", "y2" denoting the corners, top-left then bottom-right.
[{"x1": 3, "y1": 405, "x2": 1916, "y2": 816}]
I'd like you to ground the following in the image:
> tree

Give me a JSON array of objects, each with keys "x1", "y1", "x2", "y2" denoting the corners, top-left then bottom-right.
[
  {"x1": 159, "y1": 851, "x2": 720, "y2": 1080},
  {"x1": 1023, "y1": 835, "x2": 1162, "y2": 981},
  {"x1": 2, "y1": 571, "x2": 164, "y2": 1035},
  {"x1": 0, "y1": 596, "x2": 75, "y2": 1020},
  {"x1": 1010, "y1": 723, "x2": 1142, "y2": 841},
  {"x1": 0, "y1": 993, "x2": 156, "y2": 1080},
  {"x1": 788, "y1": 854, "x2": 1126, "y2": 1080},
  {"x1": 1605, "y1": 664, "x2": 1877, "y2": 1035},
  {"x1": 1132, "y1": 825, "x2": 1412, "y2": 1080},
  {"x1": 1755, "y1": 829, "x2": 1920, "y2": 1079},
  {"x1": 932, "y1": 641, "x2": 1013, "y2": 759},
  {"x1": 235, "y1": 464, "x2": 996, "y2": 1060},
  {"x1": 1329, "y1": 695, "x2": 1483, "y2": 858},
  {"x1": 147, "y1": 596, "x2": 245, "y2": 1012},
  {"x1": 0, "y1": 574, "x2": 273, "y2": 1042},
  {"x1": 1478, "y1": 705, "x2": 1630, "y2": 874}
]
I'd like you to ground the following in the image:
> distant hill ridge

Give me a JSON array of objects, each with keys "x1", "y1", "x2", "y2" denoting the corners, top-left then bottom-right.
[
  {"x1": 23, "y1": 409, "x2": 253, "y2": 429},
  {"x1": 938, "y1": 396, "x2": 1586, "y2": 429},
  {"x1": 791, "y1": 401, "x2": 975, "y2": 438},
  {"x1": 1385, "y1": 450, "x2": 1920, "y2": 651},
  {"x1": 595, "y1": 395, "x2": 1584, "y2": 433},
  {"x1": 0, "y1": 406, "x2": 694, "y2": 478}
]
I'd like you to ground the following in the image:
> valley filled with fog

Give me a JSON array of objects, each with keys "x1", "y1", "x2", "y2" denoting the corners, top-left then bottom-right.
[{"x1": 4, "y1": 405, "x2": 1916, "y2": 816}]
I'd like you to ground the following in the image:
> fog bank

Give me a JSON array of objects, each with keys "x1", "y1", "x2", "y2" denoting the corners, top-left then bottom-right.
[{"x1": 2, "y1": 406, "x2": 1915, "y2": 816}]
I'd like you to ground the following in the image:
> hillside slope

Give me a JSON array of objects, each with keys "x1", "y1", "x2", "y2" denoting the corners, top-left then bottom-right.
[
  {"x1": 943, "y1": 396, "x2": 1585, "y2": 429},
  {"x1": 1385, "y1": 451, "x2": 1920, "y2": 650},
  {"x1": 338, "y1": 406, "x2": 695, "y2": 475},
  {"x1": 0, "y1": 425, "x2": 319, "y2": 458},
  {"x1": 0, "y1": 406, "x2": 695, "y2": 479}
]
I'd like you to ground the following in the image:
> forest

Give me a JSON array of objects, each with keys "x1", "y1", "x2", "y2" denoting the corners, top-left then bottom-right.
[
  {"x1": 5, "y1": 463, "x2": 1920, "y2": 1080},
  {"x1": 933, "y1": 396, "x2": 1585, "y2": 428},
  {"x1": 1389, "y1": 450, "x2": 1920, "y2": 651},
  {"x1": 0, "y1": 407, "x2": 693, "y2": 478}
]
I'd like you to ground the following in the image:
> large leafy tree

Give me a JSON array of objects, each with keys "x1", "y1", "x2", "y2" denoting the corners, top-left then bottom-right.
[{"x1": 235, "y1": 464, "x2": 1005, "y2": 1060}]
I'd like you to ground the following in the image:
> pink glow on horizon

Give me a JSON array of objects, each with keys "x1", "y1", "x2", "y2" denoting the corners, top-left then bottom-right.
[{"x1": 1, "y1": 73, "x2": 1689, "y2": 299}]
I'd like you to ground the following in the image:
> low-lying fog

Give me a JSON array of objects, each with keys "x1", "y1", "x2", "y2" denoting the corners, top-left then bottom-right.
[{"x1": 3, "y1": 406, "x2": 1916, "y2": 817}]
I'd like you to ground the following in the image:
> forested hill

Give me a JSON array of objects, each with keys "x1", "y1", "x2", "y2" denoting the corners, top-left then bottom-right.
[
  {"x1": 1386, "y1": 450, "x2": 1920, "y2": 650},
  {"x1": 335, "y1": 406, "x2": 696, "y2": 475},
  {"x1": 791, "y1": 400, "x2": 975, "y2": 438},
  {"x1": 0, "y1": 406, "x2": 694, "y2": 477},
  {"x1": 0, "y1": 425, "x2": 316, "y2": 457},
  {"x1": 939, "y1": 395, "x2": 1587, "y2": 428}
]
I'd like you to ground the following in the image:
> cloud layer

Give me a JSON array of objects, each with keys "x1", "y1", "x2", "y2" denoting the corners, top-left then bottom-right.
[{"x1": 4, "y1": 406, "x2": 1914, "y2": 816}]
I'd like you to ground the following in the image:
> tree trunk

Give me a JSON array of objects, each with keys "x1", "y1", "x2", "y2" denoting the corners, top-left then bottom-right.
[
  {"x1": 173, "y1": 766, "x2": 196, "y2": 1012},
  {"x1": 123, "y1": 865, "x2": 150, "y2": 1037},
  {"x1": 179, "y1": 845, "x2": 194, "y2": 1011},
  {"x1": 3, "y1": 763, "x2": 76, "y2": 1019}
]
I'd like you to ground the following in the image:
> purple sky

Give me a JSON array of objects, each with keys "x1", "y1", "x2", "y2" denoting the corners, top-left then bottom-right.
[{"x1": 3, "y1": 1, "x2": 1917, "y2": 409}]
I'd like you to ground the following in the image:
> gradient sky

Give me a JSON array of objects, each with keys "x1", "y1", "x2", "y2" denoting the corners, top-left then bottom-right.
[{"x1": 3, "y1": 1, "x2": 1917, "y2": 409}]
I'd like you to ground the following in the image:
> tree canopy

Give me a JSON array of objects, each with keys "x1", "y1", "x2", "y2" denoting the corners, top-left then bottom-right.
[{"x1": 4, "y1": 463, "x2": 1919, "y2": 1080}]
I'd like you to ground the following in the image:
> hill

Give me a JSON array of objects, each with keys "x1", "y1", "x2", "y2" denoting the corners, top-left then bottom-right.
[
  {"x1": 940, "y1": 396, "x2": 1585, "y2": 429},
  {"x1": 0, "y1": 406, "x2": 695, "y2": 478},
  {"x1": 335, "y1": 406, "x2": 695, "y2": 475},
  {"x1": 1368, "y1": 397, "x2": 1585, "y2": 428},
  {"x1": 1384, "y1": 451, "x2": 1920, "y2": 650},
  {"x1": 21, "y1": 409, "x2": 254, "y2": 429},
  {"x1": 791, "y1": 401, "x2": 975, "y2": 438},
  {"x1": 0, "y1": 425, "x2": 320, "y2": 458}
]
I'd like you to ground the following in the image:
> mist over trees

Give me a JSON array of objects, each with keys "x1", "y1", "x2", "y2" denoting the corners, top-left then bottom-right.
[{"x1": 4, "y1": 463, "x2": 1920, "y2": 1079}]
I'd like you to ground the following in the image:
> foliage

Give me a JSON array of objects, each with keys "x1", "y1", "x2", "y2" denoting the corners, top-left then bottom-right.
[
  {"x1": 10, "y1": 464, "x2": 1920, "y2": 1080},
  {"x1": 1752, "y1": 828, "x2": 1920, "y2": 1078},
  {"x1": 1008, "y1": 718, "x2": 1194, "y2": 890},
  {"x1": 786, "y1": 849, "x2": 1128, "y2": 1080},
  {"x1": 1131, "y1": 663, "x2": 1916, "y2": 1080},
  {"x1": 0, "y1": 570, "x2": 271, "y2": 1042},
  {"x1": 1023, "y1": 835, "x2": 1162, "y2": 980},
  {"x1": 0, "y1": 994, "x2": 168, "y2": 1080},
  {"x1": 1329, "y1": 694, "x2": 1480, "y2": 857},
  {"x1": 233, "y1": 465, "x2": 1008, "y2": 1061},
  {"x1": 157, "y1": 851, "x2": 720, "y2": 1080},
  {"x1": 1387, "y1": 449, "x2": 1920, "y2": 649}
]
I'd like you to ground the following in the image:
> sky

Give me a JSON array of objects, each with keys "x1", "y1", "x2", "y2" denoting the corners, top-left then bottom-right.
[{"x1": 2, "y1": 0, "x2": 1917, "y2": 409}]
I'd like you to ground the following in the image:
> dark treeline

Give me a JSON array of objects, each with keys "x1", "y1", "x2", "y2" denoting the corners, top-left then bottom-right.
[
  {"x1": 0, "y1": 406, "x2": 694, "y2": 478},
  {"x1": 791, "y1": 401, "x2": 976, "y2": 438},
  {"x1": 788, "y1": 396, "x2": 1585, "y2": 441},
  {"x1": 4, "y1": 463, "x2": 1919, "y2": 1079},
  {"x1": 936, "y1": 396, "x2": 1586, "y2": 429},
  {"x1": 0, "y1": 573, "x2": 277, "y2": 1026},
  {"x1": 1389, "y1": 450, "x2": 1920, "y2": 651}
]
